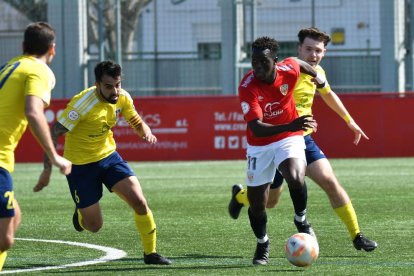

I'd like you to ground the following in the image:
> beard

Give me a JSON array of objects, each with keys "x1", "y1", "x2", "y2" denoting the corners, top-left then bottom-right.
[{"x1": 99, "y1": 88, "x2": 118, "y2": 104}]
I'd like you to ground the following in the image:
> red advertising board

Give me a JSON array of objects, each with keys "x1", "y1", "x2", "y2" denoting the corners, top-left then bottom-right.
[
  {"x1": 311, "y1": 92, "x2": 414, "y2": 158},
  {"x1": 14, "y1": 93, "x2": 414, "y2": 162},
  {"x1": 112, "y1": 95, "x2": 247, "y2": 161},
  {"x1": 15, "y1": 95, "x2": 247, "y2": 162}
]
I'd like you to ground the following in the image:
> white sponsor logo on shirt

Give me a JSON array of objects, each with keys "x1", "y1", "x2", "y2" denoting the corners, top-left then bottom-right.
[{"x1": 264, "y1": 102, "x2": 283, "y2": 118}]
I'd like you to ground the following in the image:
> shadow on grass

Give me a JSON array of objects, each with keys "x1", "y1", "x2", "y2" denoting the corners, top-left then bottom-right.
[
  {"x1": 5, "y1": 253, "x2": 371, "y2": 273},
  {"x1": 19, "y1": 254, "x2": 302, "y2": 274}
]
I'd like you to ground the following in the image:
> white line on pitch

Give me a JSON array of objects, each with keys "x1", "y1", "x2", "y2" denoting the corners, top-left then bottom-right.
[{"x1": 2, "y1": 238, "x2": 127, "y2": 274}]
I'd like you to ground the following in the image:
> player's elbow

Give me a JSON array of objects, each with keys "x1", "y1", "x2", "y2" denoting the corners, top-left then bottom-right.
[{"x1": 25, "y1": 108, "x2": 41, "y2": 125}]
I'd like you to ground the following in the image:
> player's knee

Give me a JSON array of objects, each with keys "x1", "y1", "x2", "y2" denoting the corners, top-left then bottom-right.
[
  {"x1": 284, "y1": 172, "x2": 304, "y2": 189},
  {"x1": 318, "y1": 178, "x2": 342, "y2": 195}
]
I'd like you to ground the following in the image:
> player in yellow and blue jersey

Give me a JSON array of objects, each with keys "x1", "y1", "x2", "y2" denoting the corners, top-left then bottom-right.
[
  {"x1": 34, "y1": 60, "x2": 171, "y2": 265},
  {"x1": 0, "y1": 22, "x2": 72, "y2": 271},
  {"x1": 229, "y1": 27, "x2": 377, "y2": 252}
]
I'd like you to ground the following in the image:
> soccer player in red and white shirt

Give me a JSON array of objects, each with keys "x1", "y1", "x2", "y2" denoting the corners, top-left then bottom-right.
[
  {"x1": 238, "y1": 36, "x2": 324, "y2": 265},
  {"x1": 231, "y1": 29, "x2": 377, "y2": 253}
]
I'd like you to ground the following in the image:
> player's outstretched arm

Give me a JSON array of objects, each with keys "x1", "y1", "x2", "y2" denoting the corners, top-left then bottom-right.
[
  {"x1": 33, "y1": 122, "x2": 70, "y2": 192},
  {"x1": 26, "y1": 96, "x2": 71, "y2": 176},
  {"x1": 319, "y1": 91, "x2": 369, "y2": 145}
]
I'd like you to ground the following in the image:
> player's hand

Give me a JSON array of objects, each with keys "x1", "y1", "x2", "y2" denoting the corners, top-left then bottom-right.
[
  {"x1": 347, "y1": 121, "x2": 369, "y2": 145},
  {"x1": 142, "y1": 132, "x2": 157, "y2": 144},
  {"x1": 33, "y1": 169, "x2": 51, "y2": 192},
  {"x1": 289, "y1": 115, "x2": 317, "y2": 132},
  {"x1": 51, "y1": 155, "x2": 72, "y2": 175}
]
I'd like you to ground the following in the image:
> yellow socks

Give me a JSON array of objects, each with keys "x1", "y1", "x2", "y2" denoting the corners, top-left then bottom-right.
[
  {"x1": 0, "y1": 251, "x2": 7, "y2": 271},
  {"x1": 238, "y1": 188, "x2": 361, "y2": 241},
  {"x1": 334, "y1": 202, "x2": 360, "y2": 240},
  {"x1": 236, "y1": 188, "x2": 250, "y2": 206},
  {"x1": 134, "y1": 210, "x2": 157, "y2": 255}
]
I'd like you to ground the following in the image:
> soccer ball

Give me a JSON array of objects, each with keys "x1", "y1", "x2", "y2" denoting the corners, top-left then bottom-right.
[{"x1": 285, "y1": 233, "x2": 319, "y2": 267}]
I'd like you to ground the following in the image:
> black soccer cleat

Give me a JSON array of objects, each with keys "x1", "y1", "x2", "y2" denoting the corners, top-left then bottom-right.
[
  {"x1": 72, "y1": 208, "x2": 84, "y2": 232},
  {"x1": 143, "y1": 253, "x2": 172, "y2": 265},
  {"x1": 353, "y1": 233, "x2": 378, "y2": 252},
  {"x1": 252, "y1": 240, "x2": 270, "y2": 265},
  {"x1": 294, "y1": 218, "x2": 317, "y2": 240},
  {"x1": 228, "y1": 184, "x2": 244, "y2": 219}
]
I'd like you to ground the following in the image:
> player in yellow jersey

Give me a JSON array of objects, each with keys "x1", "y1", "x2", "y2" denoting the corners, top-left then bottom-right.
[
  {"x1": 228, "y1": 27, "x2": 377, "y2": 252},
  {"x1": 0, "y1": 22, "x2": 72, "y2": 271},
  {"x1": 34, "y1": 60, "x2": 171, "y2": 265}
]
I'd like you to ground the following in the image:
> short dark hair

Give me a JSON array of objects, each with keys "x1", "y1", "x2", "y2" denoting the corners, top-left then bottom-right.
[
  {"x1": 94, "y1": 60, "x2": 122, "y2": 82},
  {"x1": 298, "y1": 27, "x2": 331, "y2": 46},
  {"x1": 23, "y1": 22, "x2": 55, "y2": 55},
  {"x1": 252, "y1": 36, "x2": 280, "y2": 54}
]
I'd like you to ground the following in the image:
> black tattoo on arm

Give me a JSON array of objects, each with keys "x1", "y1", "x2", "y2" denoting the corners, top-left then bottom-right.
[{"x1": 51, "y1": 122, "x2": 69, "y2": 142}]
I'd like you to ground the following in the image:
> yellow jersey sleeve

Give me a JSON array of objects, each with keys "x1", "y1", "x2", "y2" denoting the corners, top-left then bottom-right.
[
  {"x1": 25, "y1": 60, "x2": 55, "y2": 106},
  {"x1": 120, "y1": 89, "x2": 139, "y2": 121}
]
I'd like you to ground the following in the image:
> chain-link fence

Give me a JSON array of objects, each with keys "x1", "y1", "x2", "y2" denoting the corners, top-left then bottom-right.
[{"x1": 0, "y1": 0, "x2": 412, "y2": 97}]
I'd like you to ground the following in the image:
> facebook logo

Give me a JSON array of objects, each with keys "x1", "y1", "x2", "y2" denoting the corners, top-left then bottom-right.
[{"x1": 214, "y1": 136, "x2": 226, "y2": 149}]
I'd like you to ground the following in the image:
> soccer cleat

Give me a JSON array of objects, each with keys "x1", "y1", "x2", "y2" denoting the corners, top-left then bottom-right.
[
  {"x1": 252, "y1": 240, "x2": 270, "y2": 265},
  {"x1": 228, "y1": 184, "x2": 244, "y2": 219},
  {"x1": 143, "y1": 253, "x2": 172, "y2": 265},
  {"x1": 294, "y1": 218, "x2": 317, "y2": 240},
  {"x1": 72, "y1": 208, "x2": 84, "y2": 232},
  {"x1": 353, "y1": 233, "x2": 378, "y2": 252}
]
